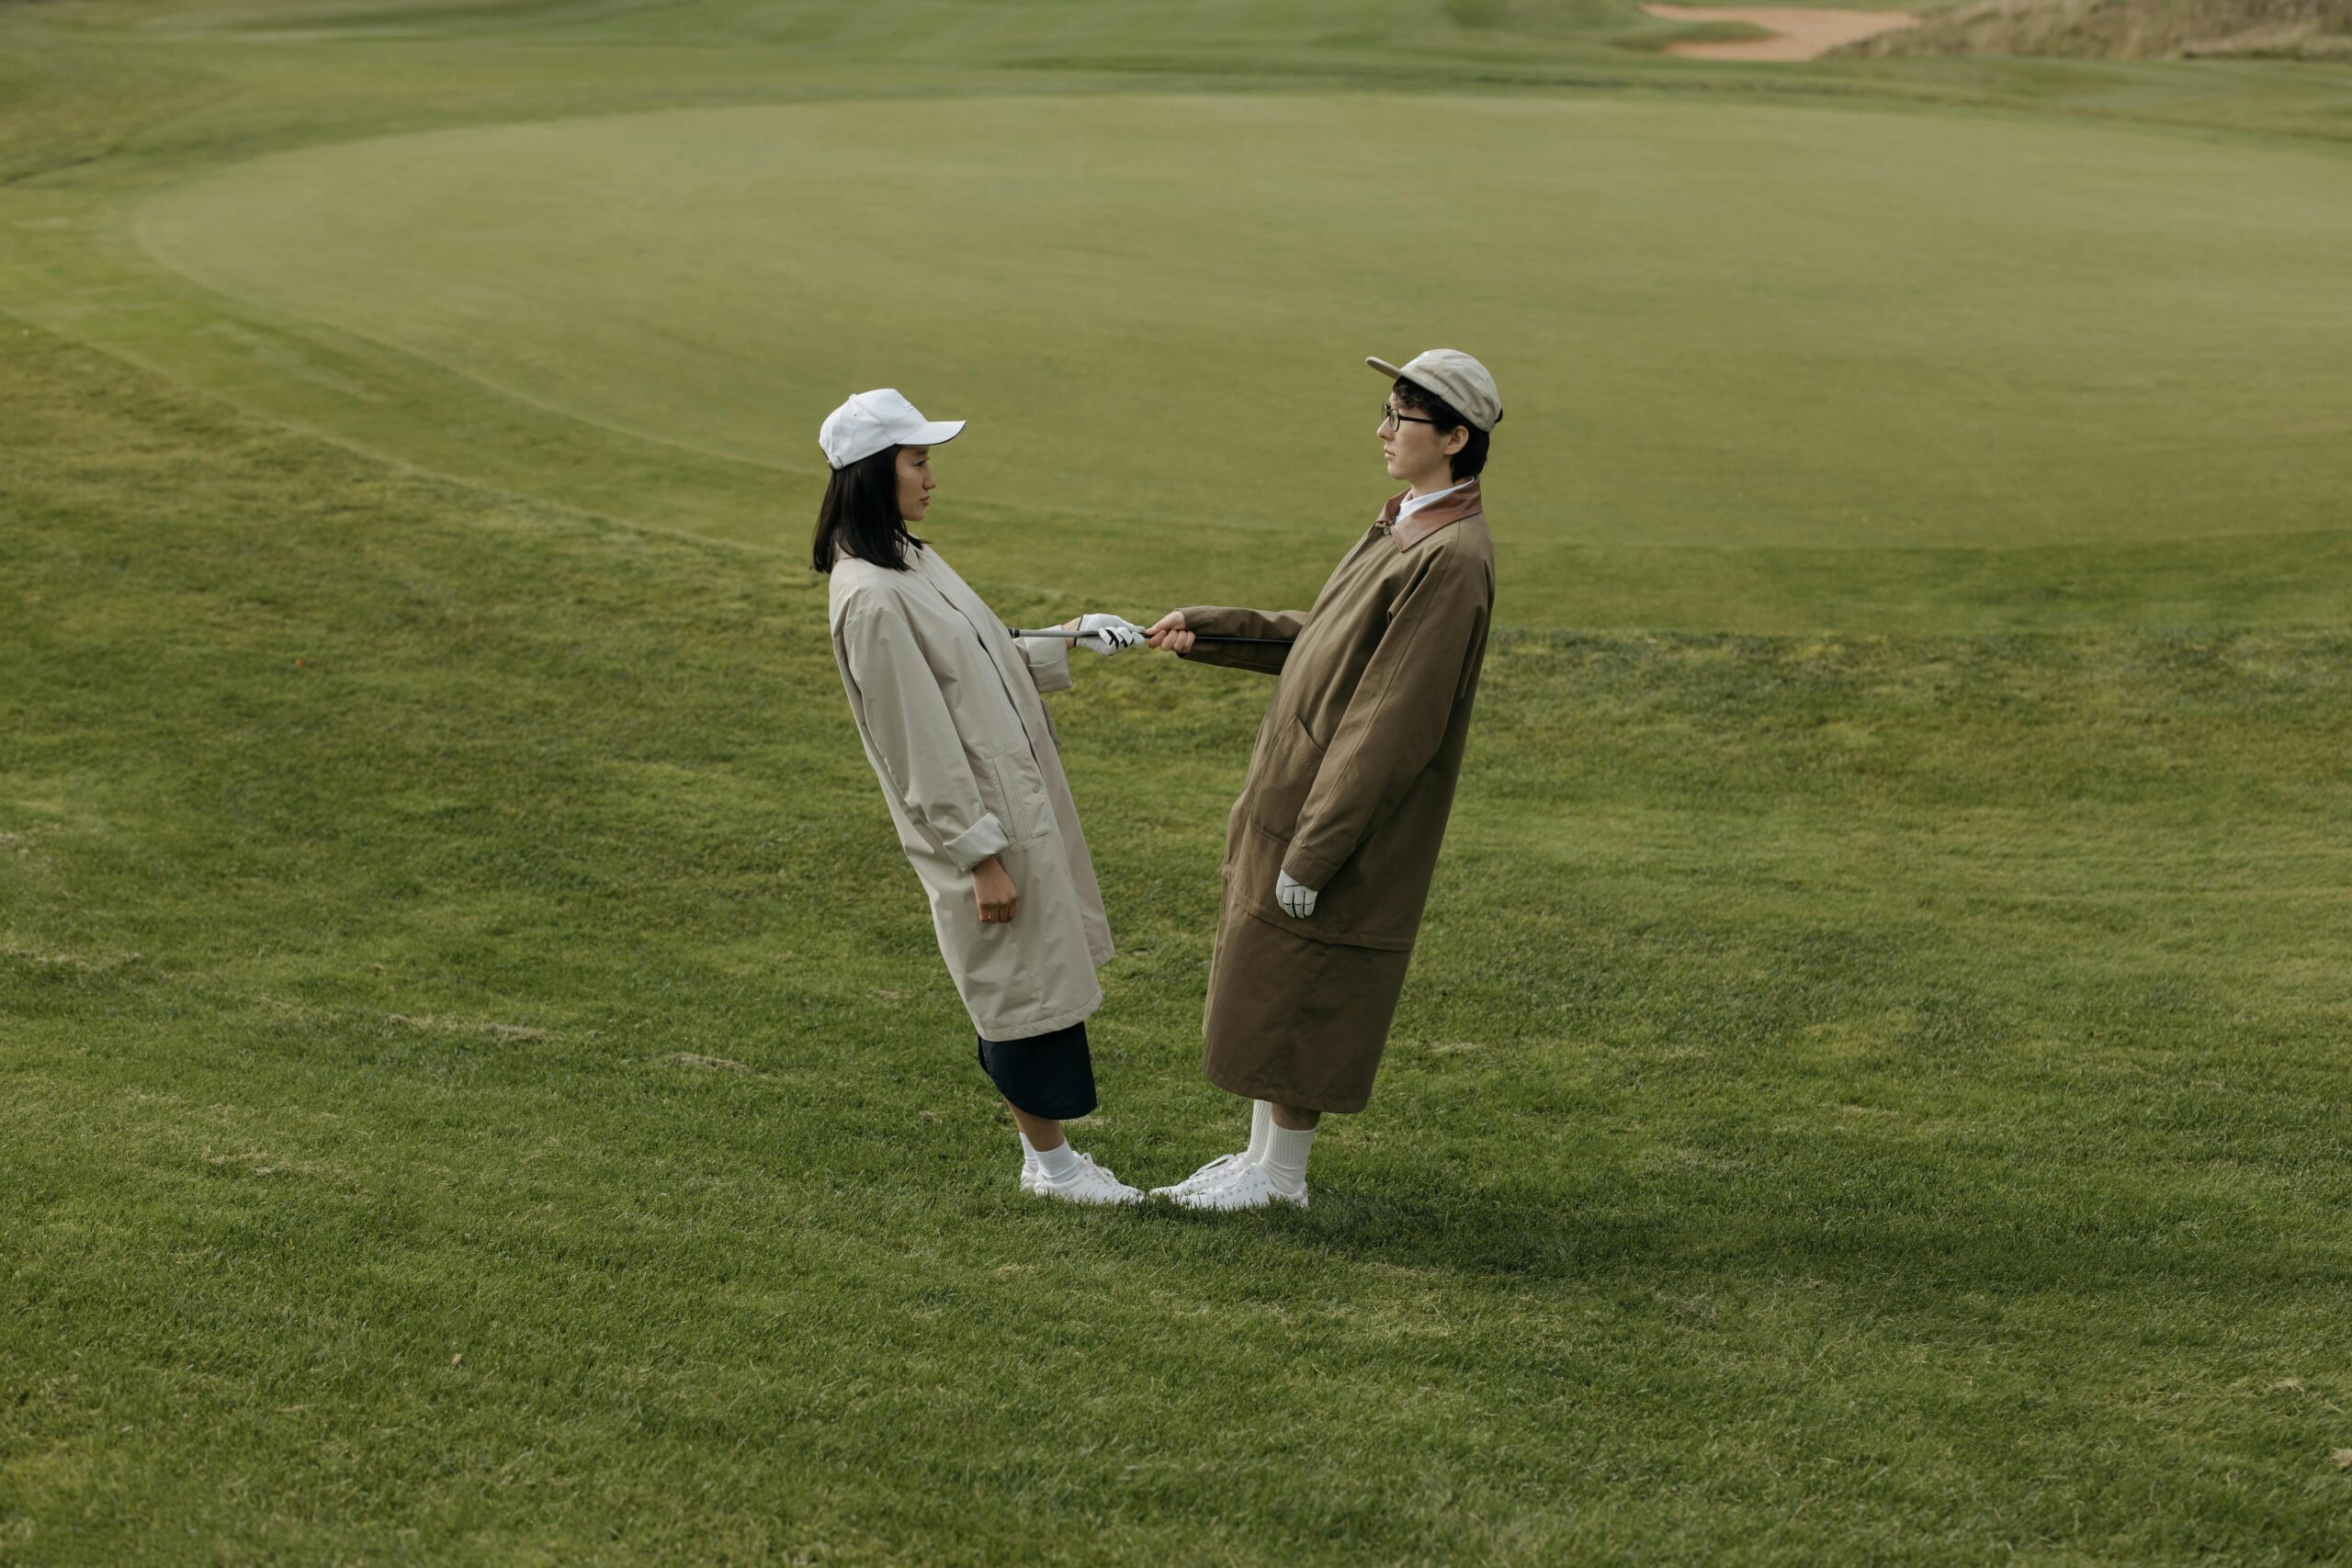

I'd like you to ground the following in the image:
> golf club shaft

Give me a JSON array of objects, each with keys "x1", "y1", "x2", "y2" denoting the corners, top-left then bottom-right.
[{"x1": 1006, "y1": 627, "x2": 1291, "y2": 645}]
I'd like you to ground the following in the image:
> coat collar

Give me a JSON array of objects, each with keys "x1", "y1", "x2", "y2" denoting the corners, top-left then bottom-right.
[{"x1": 1375, "y1": 478, "x2": 1484, "y2": 549}]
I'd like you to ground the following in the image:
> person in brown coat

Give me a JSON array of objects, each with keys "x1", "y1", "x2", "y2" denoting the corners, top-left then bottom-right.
[{"x1": 1143, "y1": 349, "x2": 1501, "y2": 1211}]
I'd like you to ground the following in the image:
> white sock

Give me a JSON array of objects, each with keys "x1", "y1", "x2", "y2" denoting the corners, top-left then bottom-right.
[
  {"x1": 1019, "y1": 1132, "x2": 1039, "y2": 1175},
  {"x1": 1262, "y1": 1122, "x2": 1317, "y2": 1190},
  {"x1": 1246, "y1": 1100, "x2": 1274, "y2": 1164},
  {"x1": 1023, "y1": 1132, "x2": 1080, "y2": 1182}
]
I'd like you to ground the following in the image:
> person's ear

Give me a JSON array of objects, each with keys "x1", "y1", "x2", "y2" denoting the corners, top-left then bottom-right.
[{"x1": 1442, "y1": 425, "x2": 1469, "y2": 458}]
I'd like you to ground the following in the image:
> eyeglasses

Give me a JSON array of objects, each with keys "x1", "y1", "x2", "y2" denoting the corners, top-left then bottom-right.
[{"x1": 1380, "y1": 401, "x2": 1437, "y2": 431}]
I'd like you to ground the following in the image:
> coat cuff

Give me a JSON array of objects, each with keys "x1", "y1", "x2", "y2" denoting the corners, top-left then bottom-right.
[
  {"x1": 1281, "y1": 842, "x2": 1341, "y2": 891},
  {"x1": 943, "y1": 812, "x2": 1012, "y2": 873},
  {"x1": 1017, "y1": 635, "x2": 1073, "y2": 695},
  {"x1": 1175, "y1": 607, "x2": 1290, "y2": 674}
]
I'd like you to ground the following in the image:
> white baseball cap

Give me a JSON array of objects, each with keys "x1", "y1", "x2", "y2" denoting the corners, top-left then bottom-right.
[
  {"x1": 818, "y1": 389, "x2": 967, "y2": 470},
  {"x1": 1366, "y1": 349, "x2": 1503, "y2": 432}
]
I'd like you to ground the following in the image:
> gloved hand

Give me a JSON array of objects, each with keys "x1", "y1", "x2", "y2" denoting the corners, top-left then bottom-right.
[
  {"x1": 1276, "y1": 870, "x2": 1319, "y2": 919},
  {"x1": 1071, "y1": 613, "x2": 1146, "y2": 655}
]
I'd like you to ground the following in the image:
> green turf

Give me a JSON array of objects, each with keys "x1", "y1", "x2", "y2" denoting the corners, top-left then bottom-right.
[
  {"x1": 6, "y1": 1, "x2": 2352, "y2": 628},
  {"x1": 130, "y1": 93, "x2": 2352, "y2": 579},
  {"x1": 6, "y1": 1, "x2": 2352, "y2": 1562}
]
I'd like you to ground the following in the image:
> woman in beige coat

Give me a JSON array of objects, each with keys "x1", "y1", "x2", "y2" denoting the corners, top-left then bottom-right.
[{"x1": 814, "y1": 389, "x2": 1148, "y2": 1205}]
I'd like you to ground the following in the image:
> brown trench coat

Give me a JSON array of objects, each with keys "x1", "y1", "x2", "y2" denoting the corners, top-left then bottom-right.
[{"x1": 1177, "y1": 479, "x2": 1495, "y2": 1111}]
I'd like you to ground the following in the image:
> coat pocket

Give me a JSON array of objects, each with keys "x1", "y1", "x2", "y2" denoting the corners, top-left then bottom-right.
[
  {"x1": 1245, "y1": 715, "x2": 1327, "y2": 841},
  {"x1": 984, "y1": 747, "x2": 1057, "y2": 845}
]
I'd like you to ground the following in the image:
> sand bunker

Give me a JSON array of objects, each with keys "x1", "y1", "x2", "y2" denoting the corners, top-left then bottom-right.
[{"x1": 1644, "y1": 5, "x2": 1918, "y2": 59}]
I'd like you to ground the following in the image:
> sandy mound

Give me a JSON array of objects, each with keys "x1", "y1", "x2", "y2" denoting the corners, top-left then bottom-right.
[{"x1": 1644, "y1": 4, "x2": 1922, "y2": 58}]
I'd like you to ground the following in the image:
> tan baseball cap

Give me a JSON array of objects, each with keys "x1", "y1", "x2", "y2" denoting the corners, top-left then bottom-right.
[{"x1": 1366, "y1": 348, "x2": 1502, "y2": 432}]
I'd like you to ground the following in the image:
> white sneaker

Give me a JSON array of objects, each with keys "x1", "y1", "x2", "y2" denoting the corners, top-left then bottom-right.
[
  {"x1": 1020, "y1": 1159, "x2": 1046, "y2": 1196},
  {"x1": 1149, "y1": 1150, "x2": 1254, "y2": 1200},
  {"x1": 1165, "y1": 1161, "x2": 1307, "y2": 1212},
  {"x1": 1031, "y1": 1151, "x2": 1144, "y2": 1206}
]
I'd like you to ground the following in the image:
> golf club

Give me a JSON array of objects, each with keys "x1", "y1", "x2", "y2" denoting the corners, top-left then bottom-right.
[{"x1": 1006, "y1": 626, "x2": 1292, "y2": 645}]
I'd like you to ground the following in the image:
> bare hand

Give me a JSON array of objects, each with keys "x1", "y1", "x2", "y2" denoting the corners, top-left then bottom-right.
[
  {"x1": 973, "y1": 856, "x2": 1019, "y2": 923},
  {"x1": 1145, "y1": 611, "x2": 1194, "y2": 654}
]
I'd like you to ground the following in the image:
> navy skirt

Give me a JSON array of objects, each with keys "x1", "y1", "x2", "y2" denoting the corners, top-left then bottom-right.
[{"x1": 976, "y1": 1021, "x2": 1097, "y2": 1121}]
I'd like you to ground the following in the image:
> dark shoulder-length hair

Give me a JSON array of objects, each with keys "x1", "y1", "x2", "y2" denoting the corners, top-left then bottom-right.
[{"x1": 811, "y1": 446, "x2": 924, "y2": 573}]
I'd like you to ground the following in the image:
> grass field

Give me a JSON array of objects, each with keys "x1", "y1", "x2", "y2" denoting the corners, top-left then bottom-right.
[{"x1": 6, "y1": 2, "x2": 2352, "y2": 1562}]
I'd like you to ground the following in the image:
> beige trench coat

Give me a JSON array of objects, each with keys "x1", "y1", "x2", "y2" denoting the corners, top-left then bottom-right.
[
  {"x1": 830, "y1": 546, "x2": 1113, "y2": 1041},
  {"x1": 1178, "y1": 480, "x2": 1495, "y2": 1111}
]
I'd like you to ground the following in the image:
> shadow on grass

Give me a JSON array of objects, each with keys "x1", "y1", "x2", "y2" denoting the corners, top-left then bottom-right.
[{"x1": 1128, "y1": 1171, "x2": 2342, "y2": 1310}]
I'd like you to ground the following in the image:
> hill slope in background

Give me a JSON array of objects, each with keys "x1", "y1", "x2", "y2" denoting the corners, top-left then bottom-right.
[
  {"x1": 1841, "y1": 0, "x2": 2352, "y2": 59},
  {"x1": 6, "y1": 0, "x2": 2347, "y2": 635}
]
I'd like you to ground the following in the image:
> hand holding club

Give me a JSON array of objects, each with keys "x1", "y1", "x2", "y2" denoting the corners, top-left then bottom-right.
[
  {"x1": 1065, "y1": 613, "x2": 1147, "y2": 654},
  {"x1": 1145, "y1": 611, "x2": 1195, "y2": 655}
]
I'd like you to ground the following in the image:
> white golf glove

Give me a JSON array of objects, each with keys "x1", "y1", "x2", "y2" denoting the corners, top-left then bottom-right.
[
  {"x1": 1276, "y1": 870, "x2": 1319, "y2": 919},
  {"x1": 1073, "y1": 613, "x2": 1146, "y2": 655}
]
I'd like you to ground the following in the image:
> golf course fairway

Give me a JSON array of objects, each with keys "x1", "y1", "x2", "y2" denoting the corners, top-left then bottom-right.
[{"x1": 131, "y1": 94, "x2": 2352, "y2": 626}]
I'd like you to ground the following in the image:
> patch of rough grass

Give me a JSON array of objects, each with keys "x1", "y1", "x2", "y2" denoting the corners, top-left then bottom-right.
[
  {"x1": 1841, "y1": 0, "x2": 2352, "y2": 58},
  {"x1": 6, "y1": 299, "x2": 2352, "y2": 1562}
]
